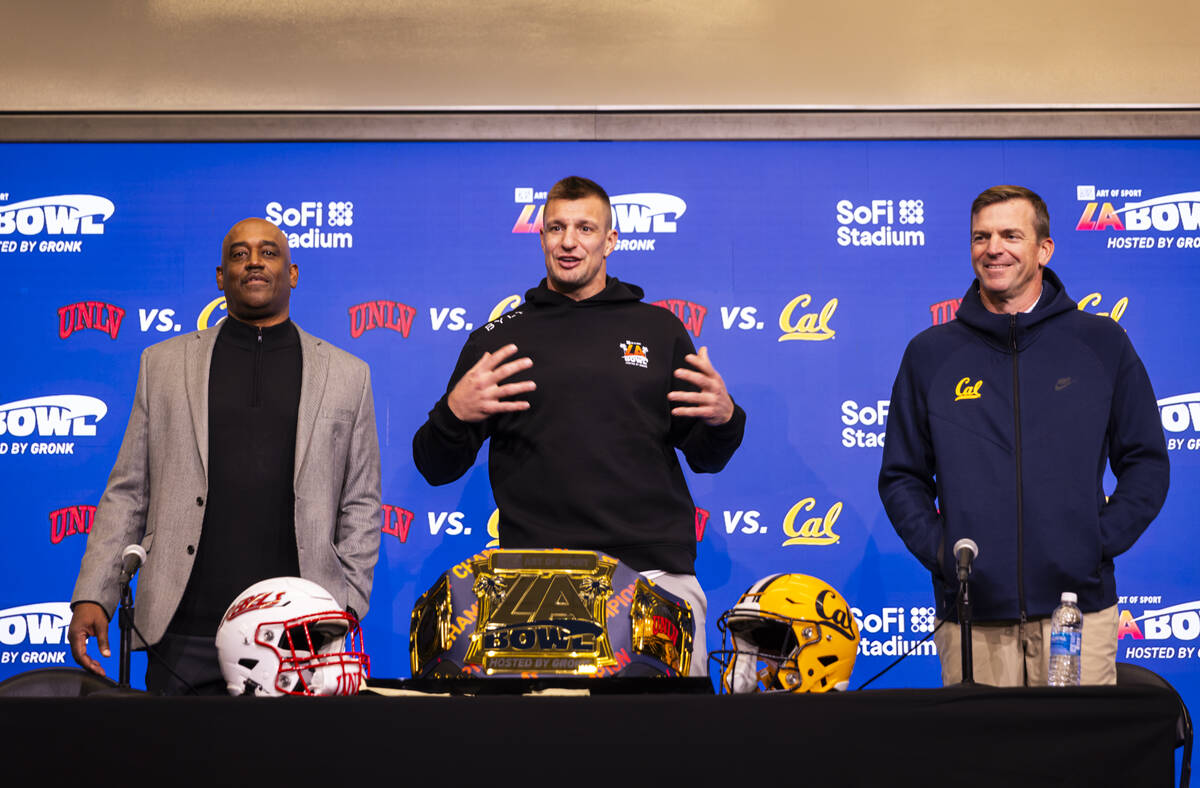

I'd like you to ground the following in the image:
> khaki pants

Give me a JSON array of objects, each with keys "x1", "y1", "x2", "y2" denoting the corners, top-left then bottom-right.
[{"x1": 934, "y1": 604, "x2": 1118, "y2": 686}]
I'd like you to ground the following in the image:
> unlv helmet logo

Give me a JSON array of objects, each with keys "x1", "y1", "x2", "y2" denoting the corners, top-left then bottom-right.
[{"x1": 224, "y1": 591, "x2": 287, "y2": 622}]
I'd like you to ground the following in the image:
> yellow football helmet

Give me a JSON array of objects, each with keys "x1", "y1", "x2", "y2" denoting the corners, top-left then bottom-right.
[{"x1": 712, "y1": 574, "x2": 859, "y2": 693}]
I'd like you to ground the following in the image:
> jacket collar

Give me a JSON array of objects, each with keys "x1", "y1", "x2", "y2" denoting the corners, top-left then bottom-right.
[{"x1": 954, "y1": 266, "x2": 1076, "y2": 351}]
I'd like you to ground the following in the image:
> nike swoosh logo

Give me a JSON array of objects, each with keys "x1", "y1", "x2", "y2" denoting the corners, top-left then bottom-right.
[{"x1": 1055, "y1": 377, "x2": 1073, "y2": 391}]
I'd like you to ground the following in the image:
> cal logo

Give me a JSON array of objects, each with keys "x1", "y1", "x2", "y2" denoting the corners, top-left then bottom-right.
[
  {"x1": 954, "y1": 377, "x2": 983, "y2": 401},
  {"x1": 1077, "y1": 292, "x2": 1127, "y2": 324},
  {"x1": 778, "y1": 294, "x2": 837, "y2": 342},
  {"x1": 620, "y1": 340, "x2": 649, "y2": 369},
  {"x1": 782, "y1": 497, "x2": 842, "y2": 547}
]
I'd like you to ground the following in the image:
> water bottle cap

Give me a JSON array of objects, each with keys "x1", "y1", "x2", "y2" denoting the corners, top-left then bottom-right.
[{"x1": 1061, "y1": 591, "x2": 1078, "y2": 603}]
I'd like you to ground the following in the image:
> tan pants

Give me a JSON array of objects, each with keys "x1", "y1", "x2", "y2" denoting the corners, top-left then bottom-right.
[{"x1": 934, "y1": 604, "x2": 1118, "y2": 686}]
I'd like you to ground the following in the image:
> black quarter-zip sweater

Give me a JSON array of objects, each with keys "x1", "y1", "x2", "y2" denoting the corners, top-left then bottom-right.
[
  {"x1": 413, "y1": 277, "x2": 746, "y2": 574},
  {"x1": 168, "y1": 316, "x2": 303, "y2": 636}
]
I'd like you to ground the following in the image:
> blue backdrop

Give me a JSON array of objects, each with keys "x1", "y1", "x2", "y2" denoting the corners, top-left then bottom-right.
[{"x1": 1, "y1": 140, "x2": 1197, "y2": 710}]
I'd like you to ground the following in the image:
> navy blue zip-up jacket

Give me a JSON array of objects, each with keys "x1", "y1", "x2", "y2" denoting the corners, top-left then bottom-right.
[{"x1": 879, "y1": 267, "x2": 1169, "y2": 622}]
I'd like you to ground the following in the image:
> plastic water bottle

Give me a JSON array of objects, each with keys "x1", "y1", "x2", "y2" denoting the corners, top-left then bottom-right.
[{"x1": 1047, "y1": 591, "x2": 1083, "y2": 686}]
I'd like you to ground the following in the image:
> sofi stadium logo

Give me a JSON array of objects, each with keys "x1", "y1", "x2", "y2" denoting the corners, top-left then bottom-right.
[
  {"x1": 0, "y1": 602, "x2": 71, "y2": 666},
  {"x1": 1158, "y1": 392, "x2": 1200, "y2": 451},
  {"x1": 512, "y1": 187, "x2": 686, "y2": 251},
  {"x1": 0, "y1": 395, "x2": 107, "y2": 456},
  {"x1": 1075, "y1": 186, "x2": 1200, "y2": 250},
  {"x1": 0, "y1": 194, "x2": 114, "y2": 253},
  {"x1": 264, "y1": 200, "x2": 354, "y2": 250},
  {"x1": 842, "y1": 398, "x2": 889, "y2": 448},
  {"x1": 852, "y1": 604, "x2": 938, "y2": 657},
  {"x1": 1118, "y1": 594, "x2": 1200, "y2": 661},
  {"x1": 835, "y1": 198, "x2": 926, "y2": 248}
]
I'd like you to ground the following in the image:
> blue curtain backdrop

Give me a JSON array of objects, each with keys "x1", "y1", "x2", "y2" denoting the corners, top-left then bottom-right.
[{"x1": 1, "y1": 140, "x2": 1196, "y2": 706}]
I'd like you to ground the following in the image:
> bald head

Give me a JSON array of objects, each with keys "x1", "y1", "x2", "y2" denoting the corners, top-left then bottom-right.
[
  {"x1": 216, "y1": 218, "x2": 298, "y2": 327},
  {"x1": 222, "y1": 217, "x2": 290, "y2": 263}
]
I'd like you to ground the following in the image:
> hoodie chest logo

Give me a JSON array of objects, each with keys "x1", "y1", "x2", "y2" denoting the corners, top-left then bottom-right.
[
  {"x1": 619, "y1": 341, "x2": 649, "y2": 369},
  {"x1": 954, "y1": 377, "x2": 983, "y2": 401}
]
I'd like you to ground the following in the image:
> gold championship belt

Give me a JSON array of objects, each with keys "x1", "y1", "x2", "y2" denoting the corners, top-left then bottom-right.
[{"x1": 411, "y1": 550, "x2": 694, "y2": 678}]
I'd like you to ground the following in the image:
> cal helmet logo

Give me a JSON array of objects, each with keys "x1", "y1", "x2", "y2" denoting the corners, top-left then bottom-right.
[
  {"x1": 619, "y1": 341, "x2": 649, "y2": 369},
  {"x1": 954, "y1": 377, "x2": 983, "y2": 401}
]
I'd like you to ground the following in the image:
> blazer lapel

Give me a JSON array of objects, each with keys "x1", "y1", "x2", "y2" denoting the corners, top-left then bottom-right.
[
  {"x1": 185, "y1": 326, "x2": 220, "y2": 482},
  {"x1": 295, "y1": 326, "x2": 329, "y2": 483}
]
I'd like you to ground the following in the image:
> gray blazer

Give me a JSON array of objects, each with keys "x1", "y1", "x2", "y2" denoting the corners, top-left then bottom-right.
[{"x1": 72, "y1": 322, "x2": 382, "y2": 647}]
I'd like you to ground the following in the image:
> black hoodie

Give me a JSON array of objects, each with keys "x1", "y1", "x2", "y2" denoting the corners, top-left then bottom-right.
[{"x1": 414, "y1": 276, "x2": 746, "y2": 573}]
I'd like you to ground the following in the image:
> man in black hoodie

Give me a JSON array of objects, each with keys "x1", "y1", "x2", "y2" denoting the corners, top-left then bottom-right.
[
  {"x1": 879, "y1": 185, "x2": 1169, "y2": 686},
  {"x1": 414, "y1": 176, "x2": 746, "y2": 673}
]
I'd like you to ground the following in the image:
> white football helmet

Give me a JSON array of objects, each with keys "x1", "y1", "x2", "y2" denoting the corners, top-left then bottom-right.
[{"x1": 215, "y1": 577, "x2": 368, "y2": 696}]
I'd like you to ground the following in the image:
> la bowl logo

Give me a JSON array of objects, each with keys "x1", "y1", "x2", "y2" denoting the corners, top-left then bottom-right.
[
  {"x1": 1076, "y1": 187, "x2": 1200, "y2": 250},
  {"x1": 1158, "y1": 392, "x2": 1200, "y2": 451},
  {"x1": 0, "y1": 195, "x2": 114, "y2": 236},
  {"x1": 511, "y1": 188, "x2": 686, "y2": 252},
  {"x1": 0, "y1": 602, "x2": 72, "y2": 667},
  {"x1": 1118, "y1": 594, "x2": 1200, "y2": 661},
  {"x1": 1077, "y1": 190, "x2": 1200, "y2": 233},
  {"x1": 0, "y1": 395, "x2": 107, "y2": 456},
  {"x1": 0, "y1": 194, "x2": 115, "y2": 254}
]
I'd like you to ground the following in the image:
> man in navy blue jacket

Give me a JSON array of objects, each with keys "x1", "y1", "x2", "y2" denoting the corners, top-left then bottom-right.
[{"x1": 879, "y1": 185, "x2": 1169, "y2": 686}]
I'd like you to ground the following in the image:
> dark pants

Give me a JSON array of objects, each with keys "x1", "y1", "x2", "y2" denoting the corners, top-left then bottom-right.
[{"x1": 145, "y1": 632, "x2": 229, "y2": 696}]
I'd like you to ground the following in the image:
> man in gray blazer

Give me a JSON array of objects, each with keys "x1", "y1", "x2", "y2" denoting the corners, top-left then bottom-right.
[{"x1": 68, "y1": 218, "x2": 381, "y2": 694}]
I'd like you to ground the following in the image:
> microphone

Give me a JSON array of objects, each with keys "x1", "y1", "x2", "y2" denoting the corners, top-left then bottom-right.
[
  {"x1": 118, "y1": 544, "x2": 147, "y2": 586},
  {"x1": 954, "y1": 538, "x2": 978, "y2": 582}
]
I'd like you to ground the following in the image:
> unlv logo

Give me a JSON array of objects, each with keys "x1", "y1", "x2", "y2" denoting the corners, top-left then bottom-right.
[
  {"x1": 651, "y1": 614, "x2": 681, "y2": 646},
  {"x1": 224, "y1": 591, "x2": 287, "y2": 621},
  {"x1": 58, "y1": 302, "x2": 125, "y2": 339},
  {"x1": 929, "y1": 298, "x2": 961, "y2": 326},
  {"x1": 381, "y1": 504, "x2": 414, "y2": 543},
  {"x1": 652, "y1": 299, "x2": 707, "y2": 338},
  {"x1": 48, "y1": 505, "x2": 95, "y2": 544},
  {"x1": 348, "y1": 300, "x2": 415, "y2": 339}
]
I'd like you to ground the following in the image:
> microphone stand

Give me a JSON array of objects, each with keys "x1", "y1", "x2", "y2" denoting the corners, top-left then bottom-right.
[
  {"x1": 957, "y1": 569, "x2": 974, "y2": 685},
  {"x1": 117, "y1": 578, "x2": 134, "y2": 689}
]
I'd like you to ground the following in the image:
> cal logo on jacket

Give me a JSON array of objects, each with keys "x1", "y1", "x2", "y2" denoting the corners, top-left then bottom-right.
[{"x1": 954, "y1": 377, "x2": 983, "y2": 401}]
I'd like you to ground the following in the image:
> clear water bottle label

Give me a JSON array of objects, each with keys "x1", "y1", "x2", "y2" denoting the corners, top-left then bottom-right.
[{"x1": 1049, "y1": 631, "x2": 1081, "y2": 656}]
